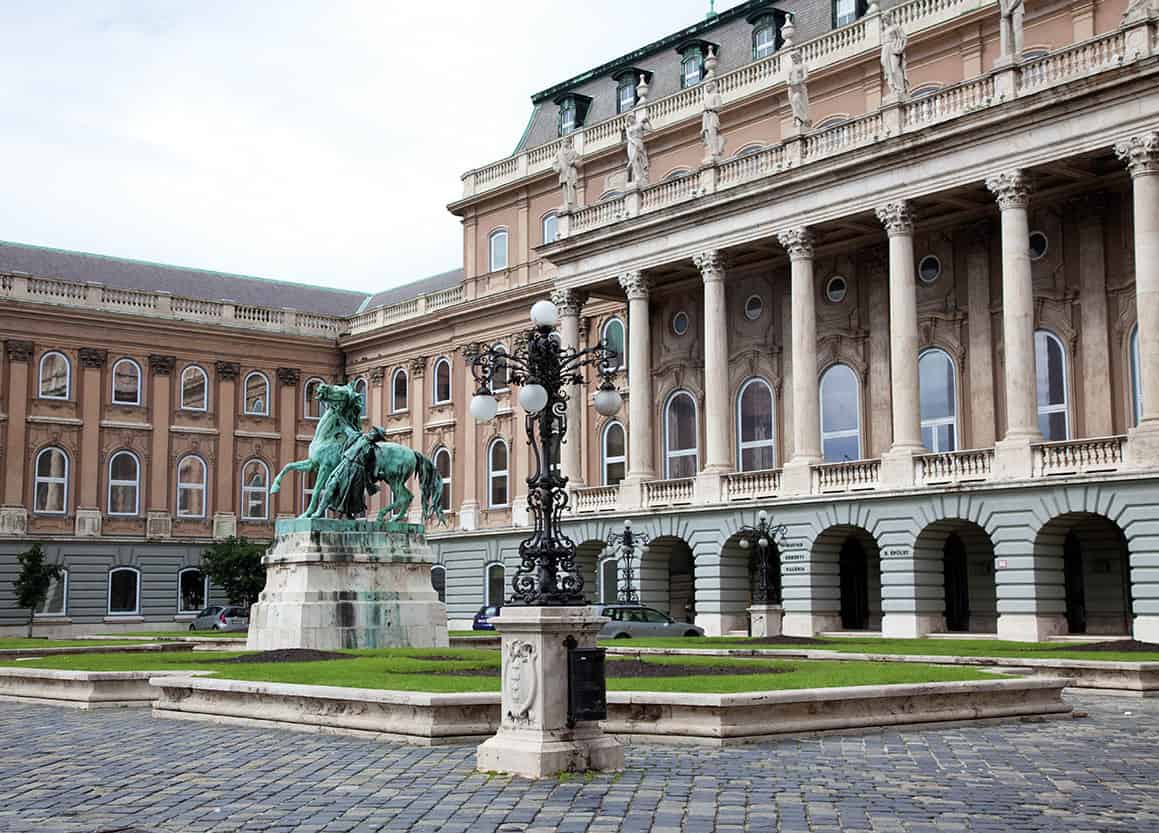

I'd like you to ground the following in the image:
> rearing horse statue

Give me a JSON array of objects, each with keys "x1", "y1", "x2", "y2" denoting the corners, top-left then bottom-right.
[{"x1": 270, "y1": 382, "x2": 445, "y2": 525}]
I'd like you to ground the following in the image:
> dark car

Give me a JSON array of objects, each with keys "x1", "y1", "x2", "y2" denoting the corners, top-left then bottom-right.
[{"x1": 473, "y1": 605, "x2": 501, "y2": 630}]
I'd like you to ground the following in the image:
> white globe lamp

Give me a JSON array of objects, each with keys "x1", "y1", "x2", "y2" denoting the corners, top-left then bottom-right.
[
  {"x1": 469, "y1": 393, "x2": 498, "y2": 422},
  {"x1": 593, "y1": 386, "x2": 623, "y2": 417},
  {"x1": 530, "y1": 299, "x2": 558, "y2": 328},
  {"x1": 519, "y1": 383, "x2": 549, "y2": 414}
]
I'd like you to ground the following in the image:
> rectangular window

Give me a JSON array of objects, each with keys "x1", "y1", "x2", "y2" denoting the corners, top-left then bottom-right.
[
  {"x1": 834, "y1": 0, "x2": 859, "y2": 26},
  {"x1": 617, "y1": 82, "x2": 635, "y2": 113},
  {"x1": 35, "y1": 572, "x2": 67, "y2": 616}
]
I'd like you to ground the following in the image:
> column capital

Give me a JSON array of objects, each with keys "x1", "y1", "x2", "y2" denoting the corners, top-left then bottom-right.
[
  {"x1": 276, "y1": 366, "x2": 301, "y2": 386},
  {"x1": 78, "y1": 348, "x2": 108, "y2": 369},
  {"x1": 214, "y1": 360, "x2": 241, "y2": 381},
  {"x1": 693, "y1": 249, "x2": 726, "y2": 281},
  {"x1": 776, "y1": 227, "x2": 815, "y2": 260},
  {"x1": 5, "y1": 340, "x2": 33, "y2": 362},
  {"x1": 618, "y1": 271, "x2": 651, "y2": 300},
  {"x1": 550, "y1": 287, "x2": 587, "y2": 316},
  {"x1": 149, "y1": 354, "x2": 177, "y2": 376},
  {"x1": 874, "y1": 200, "x2": 915, "y2": 236},
  {"x1": 985, "y1": 169, "x2": 1030, "y2": 210},
  {"x1": 369, "y1": 366, "x2": 385, "y2": 386},
  {"x1": 1115, "y1": 132, "x2": 1159, "y2": 177},
  {"x1": 410, "y1": 355, "x2": 428, "y2": 378}
]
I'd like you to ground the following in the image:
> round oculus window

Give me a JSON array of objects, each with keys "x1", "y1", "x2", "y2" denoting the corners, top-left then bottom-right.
[
  {"x1": 672, "y1": 311, "x2": 689, "y2": 336},
  {"x1": 1029, "y1": 231, "x2": 1048, "y2": 261},
  {"x1": 918, "y1": 255, "x2": 941, "y2": 284},
  {"x1": 744, "y1": 294, "x2": 764, "y2": 321},
  {"x1": 825, "y1": 276, "x2": 848, "y2": 304}
]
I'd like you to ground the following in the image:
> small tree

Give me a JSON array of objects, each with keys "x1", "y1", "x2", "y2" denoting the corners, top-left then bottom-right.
[
  {"x1": 200, "y1": 536, "x2": 267, "y2": 607},
  {"x1": 13, "y1": 543, "x2": 62, "y2": 638}
]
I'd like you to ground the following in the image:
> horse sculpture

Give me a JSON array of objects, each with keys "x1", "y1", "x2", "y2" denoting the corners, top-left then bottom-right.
[{"x1": 269, "y1": 382, "x2": 445, "y2": 525}]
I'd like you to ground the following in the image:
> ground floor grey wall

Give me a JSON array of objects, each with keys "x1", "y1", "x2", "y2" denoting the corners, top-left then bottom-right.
[{"x1": 429, "y1": 474, "x2": 1159, "y2": 640}]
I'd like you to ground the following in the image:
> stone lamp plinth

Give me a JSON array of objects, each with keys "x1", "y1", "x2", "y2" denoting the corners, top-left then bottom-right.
[
  {"x1": 246, "y1": 518, "x2": 448, "y2": 651},
  {"x1": 475, "y1": 606, "x2": 624, "y2": 779},
  {"x1": 748, "y1": 603, "x2": 784, "y2": 638}
]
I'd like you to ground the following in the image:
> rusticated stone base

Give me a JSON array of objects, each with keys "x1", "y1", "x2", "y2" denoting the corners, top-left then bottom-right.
[{"x1": 246, "y1": 518, "x2": 448, "y2": 651}]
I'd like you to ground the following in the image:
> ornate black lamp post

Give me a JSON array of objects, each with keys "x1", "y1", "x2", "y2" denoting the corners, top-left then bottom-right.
[
  {"x1": 466, "y1": 299, "x2": 622, "y2": 606},
  {"x1": 605, "y1": 520, "x2": 648, "y2": 604},
  {"x1": 735, "y1": 509, "x2": 786, "y2": 605}
]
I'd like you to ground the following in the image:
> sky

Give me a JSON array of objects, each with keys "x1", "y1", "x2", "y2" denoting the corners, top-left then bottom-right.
[{"x1": 0, "y1": 0, "x2": 736, "y2": 295}]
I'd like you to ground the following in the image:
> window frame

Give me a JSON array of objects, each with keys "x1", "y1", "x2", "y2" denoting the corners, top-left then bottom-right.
[
  {"x1": 35, "y1": 568, "x2": 68, "y2": 617},
  {"x1": 1130, "y1": 323, "x2": 1142, "y2": 427},
  {"x1": 819, "y1": 363, "x2": 863, "y2": 462},
  {"x1": 736, "y1": 377, "x2": 777, "y2": 472},
  {"x1": 601, "y1": 317, "x2": 627, "y2": 371},
  {"x1": 616, "y1": 76, "x2": 637, "y2": 113},
  {"x1": 110, "y1": 358, "x2": 142, "y2": 406},
  {"x1": 487, "y1": 438, "x2": 510, "y2": 508},
  {"x1": 107, "y1": 566, "x2": 141, "y2": 616},
  {"x1": 176, "y1": 454, "x2": 208, "y2": 519},
  {"x1": 663, "y1": 390, "x2": 700, "y2": 479},
  {"x1": 107, "y1": 449, "x2": 141, "y2": 517},
  {"x1": 488, "y1": 228, "x2": 509, "y2": 273},
  {"x1": 918, "y1": 348, "x2": 959, "y2": 453},
  {"x1": 433, "y1": 447, "x2": 453, "y2": 512},
  {"x1": 242, "y1": 371, "x2": 271, "y2": 416},
  {"x1": 680, "y1": 48, "x2": 704, "y2": 88},
  {"x1": 301, "y1": 468, "x2": 317, "y2": 514},
  {"x1": 352, "y1": 377, "x2": 368, "y2": 419},
  {"x1": 752, "y1": 15, "x2": 778, "y2": 60},
  {"x1": 432, "y1": 357, "x2": 453, "y2": 405},
  {"x1": 179, "y1": 365, "x2": 209, "y2": 412},
  {"x1": 431, "y1": 564, "x2": 447, "y2": 604},
  {"x1": 558, "y1": 98, "x2": 578, "y2": 135},
  {"x1": 38, "y1": 351, "x2": 71, "y2": 400},
  {"x1": 599, "y1": 556, "x2": 620, "y2": 604},
  {"x1": 832, "y1": 0, "x2": 867, "y2": 28},
  {"x1": 601, "y1": 420, "x2": 627, "y2": 486},
  {"x1": 177, "y1": 567, "x2": 210, "y2": 615},
  {"x1": 240, "y1": 459, "x2": 270, "y2": 521},
  {"x1": 390, "y1": 368, "x2": 409, "y2": 413},
  {"x1": 485, "y1": 562, "x2": 506, "y2": 607},
  {"x1": 33, "y1": 447, "x2": 70, "y2": 515},
  {"x1": 1034, "y1": 329, "x2": 1070, "y2": 441},
  {"x1": 490, "y1": 344, "x2": 510, "y2": 393},
  {"x1": 542, "y1": 212, "x2": 559, "y2": 245},
  {"x1": 303, "y1": 377, "x2": 326, "y2": 420}
]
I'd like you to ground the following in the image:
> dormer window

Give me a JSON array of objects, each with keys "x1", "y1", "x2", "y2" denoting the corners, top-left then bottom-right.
[
  {"x1": 681, "y1": 48, "x2": 704, "y2": 87},
  {"x1": 555, "y1": 94, "x2": 592, "y2": 137},
  {"x1": 833, "y1": 0, "x2": 868, "y2": 28},
  {"x1": 613, "y1": 68, "x2": 649, "y2": 114},
  {"x1": 752, "y1": 15, "x2": 778, "y2": 59}
]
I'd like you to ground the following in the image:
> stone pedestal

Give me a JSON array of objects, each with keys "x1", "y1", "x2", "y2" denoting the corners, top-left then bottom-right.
[
  {"x1": 783, "y1": 611, "x2": 842, "y2": 637},
  {"x1": 74, "y1": 508, "x2": 102, "y2": 537},
  {"x1": 476, "y1": 606, "x2": 624, "y2": 779},
  {"x1": 997, "y1": 613, "x2": 1068, "y2": 642},
  {"x1": 748, "y1": 604, "x2": 784, "y2": 638},
  {"x1": 0, "y1": 507, "x2": 27, "y2": 537},
  {"x1": 247, "y1": 518, "x2": 448, "y2": 651},
  {"x1": 882, "y1": 612, "x2": 944, "y2": 638}
]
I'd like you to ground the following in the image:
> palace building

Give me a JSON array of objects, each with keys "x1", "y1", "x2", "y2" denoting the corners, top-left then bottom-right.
[{"x1": 2, "y1": 0, "x2": 1158, "y2": 642}]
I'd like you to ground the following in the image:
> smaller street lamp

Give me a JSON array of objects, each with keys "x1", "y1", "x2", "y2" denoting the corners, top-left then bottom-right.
[
  {"x1": 735, "y1": 509, "x2": 787, "y2": 638},
  {"x1": 605, "y1": 519, "x2": 649, "y2": 604}
]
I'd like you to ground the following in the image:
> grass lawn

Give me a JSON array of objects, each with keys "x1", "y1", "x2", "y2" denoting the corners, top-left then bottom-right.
[
  {"x1": 603, "y1": 635, "x2": 1159, "y2": 663},
  {"x1": 14, "y1": 647, "x2": 997, "y2": 693},
  {"x1": 0, "y1": 637, "x2": 158, "y2": 649}
]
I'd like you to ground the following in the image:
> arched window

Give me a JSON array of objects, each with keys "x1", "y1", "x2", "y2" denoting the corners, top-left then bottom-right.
[
  {"x1": 680, "y1": 47, "x2": 704, "y2": 88},
  {"x1": 107, "y1": 567, "x2": 140, "y2": 616},
  {"x1": 488, "y1": 229, "x2": 509, "y2": 272},
  {"x1": 600, "y1": 190, "x2": 624, "y2": 203},
  {"x1": 38, "y1": 351, "x2": 70, "y2": 400},
  {"x1": 752, "y1": 15, "x2": 777, "y2": 59},
  {"x1": 662, "y1": 168, "x2": 692, "y2": 182},
  {"x1": 241, "y1": 459, "x2": 269, "y2": 521},
  {"x1": 303, "y1": 377, "x2": 325, "y2": 420},
  {"x1": 243, "y1": 372, "x2": 270, "y2": 416},
  {"x1": 36, "y1": 568, "x2": 67, "y2": 616},
  {"x1": 433, "y1": 357, "x2": 452, "y2": 404},
  {"x1": 431, "y1": 565, "x2": 446, "y2": 604},
  {"x1": 542, "y1": 213, "x2": 559, "y2": 244},
  {"x1": 107, "y1": 450, "x2": 140, "y2": 516},
  {"x1": 433, "y1": 447, "x2": 452, "y2": 512},
  {"x1": 919, "y1": 349, "x2": 958, "y2": 452},
  {"x1": 664, "y1": 391, "x2": 699, "y2": 479},
  {"x1": 352, "y1": 377, "x2": 368, "y2": 418},
  {"x1": 180, "y1": 366, "x2": 208, "y2": 411},
  {"x1": 910, "y1": 82, "x2": 944, "y2": 98},
  {"x1": 491, "y1": 344, "x2": 509, "y2": 391},
  {"x1": 178, "y1": 567, "x2": 208, "y2": 614},
  {"x1": 600, "y1": 557, "x2": 619, "y2": 604},
  {"x1": 301, "y1": 468, "x2": 317, "y2": 514},
  {"x1": 33, "y1": 447, "x2": 69, "y2": 514},
  {"x1": 487, "y1": 439, "x2": 509, "y2": 507},
  {"x1": 820, "y1": 364, "x2": 861, "y2": 462},
  {"x1": 1034, "y1": 330, "x2": 1069, "y2": 441},
  {"x1": 601, "y1": 317, "x2": 626, "y2": 371},
  {"x1": 602, "y1": 421, "x2": 627, "y2": 486},
  {"x1": 390, "y1": 369, "x2": 408, "y2": 413},
  {"x1": 111, "y1": 358, "x2": 141, "y2": 405},
  {"x1": 737, "y1": 378, "x2": 776, "y2": 471},
  {"x1": 485, "y1": 562, "x2": 506, "y2": 606},
  {"x1": 176, "y1": 455, "x2": 207, "y2": 518},
  {"x1": 814, "y1": 114, "x2": 851, "y2": 130},
  {"x1": 734, "y1": 143, "x2": 765, "y2": 158},
  {"x1": 1130, "y1": 324, "x2": 1142, "y2": 427}
]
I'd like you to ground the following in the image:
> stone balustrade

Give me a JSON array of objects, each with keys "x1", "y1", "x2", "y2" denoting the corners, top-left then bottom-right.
[
  {"x1": 643, "y1": 477, "x2": 695, "y2": 508},
  {"x1": 572, "y1": 485, "x2": 620, "y2": 514},
  {"x1": 812, "y1": 459, "x2": 882, "y2": 493},
  {"x1": 1033, "y1": 436, "x2": 1127, "y2": 477},
  {"x1": 916, "y1": 449, "x2": 995, "y2": 486},
  {"x1": 724, "y1": 469, "x2": 783, "y2": 502},
  {"x1": 902, "y1": 74, "x2": 996, "y2": 129},
  {"x1": 1017, "y1": 30, "x2": 1127, "y2": 94}
]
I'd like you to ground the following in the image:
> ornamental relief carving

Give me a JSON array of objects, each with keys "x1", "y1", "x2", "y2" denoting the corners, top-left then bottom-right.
[
  {"x1": 1034, "y1": 296, "x2": 1079, "y2": 355},
  {"x1": 505, "y1": 640, "x2": 538, "y2": 724},
  {"x1": 817, "y1": 333, "x2": 869, "y2": 379},
  {"x1": 27, "y1": 428, "x2": 79, "y2": 462},
  {"x1": 1028, "y1": 209, "x2": 1066, "y2": 295}
]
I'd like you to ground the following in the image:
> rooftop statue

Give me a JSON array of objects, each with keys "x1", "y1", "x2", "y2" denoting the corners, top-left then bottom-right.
[
  {"x1": 880, "y1": 13, "x2": 909, "y2": 98},
  {"x1": 997, "y1": 0, "x2": 1025, "y2": 59},
  {"x1": 553, "y1": 136, "x2": 581, "y2": 211},
  {"x1": 625, "y1": 75, "x2": 653, "y2": 188},
  {"x1": 787, "y1": 51, "x2": 811, "y2": 129},
  {"x1": 269, "y1": 382, "x2": 445, "y2": 526}
]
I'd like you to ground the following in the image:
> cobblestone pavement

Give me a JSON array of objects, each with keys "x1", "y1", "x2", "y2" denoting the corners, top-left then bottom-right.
[{"x1": 1, "y1": 693, "x2": 1157, "y2": 832}]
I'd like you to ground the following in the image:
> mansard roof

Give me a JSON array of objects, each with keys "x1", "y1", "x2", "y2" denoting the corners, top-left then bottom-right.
[{"x1": 361, "y1": 268, "x2": 464, "y2": 312}]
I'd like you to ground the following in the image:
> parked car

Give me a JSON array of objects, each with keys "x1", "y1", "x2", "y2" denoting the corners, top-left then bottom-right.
[
  {"x1": 190, "y1": 605, "x2": 249, "y2": 632},
  {"x1": 593, "y1": 605, "x2": 705, "y2": 639},
  {"x1": 473, "y1": 605, "x2": 500, "y2": 630}
]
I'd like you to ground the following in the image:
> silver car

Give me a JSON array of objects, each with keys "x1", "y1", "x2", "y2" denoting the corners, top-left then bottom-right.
[
  {"x1": 593, "y1": 605, "x2": 705, "y2": 639},
  {"x1": 189, "y1": 605, "x2": 249, "y2": 632}
]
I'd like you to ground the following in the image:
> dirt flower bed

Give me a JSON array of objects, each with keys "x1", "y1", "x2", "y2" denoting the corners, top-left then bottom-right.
[
  {"x1": 1052, "y1": 640, "x2": 1159, "y2": 653},
  {"x1": 213, "y1": 649, "x2": 350, "y2": 664}
]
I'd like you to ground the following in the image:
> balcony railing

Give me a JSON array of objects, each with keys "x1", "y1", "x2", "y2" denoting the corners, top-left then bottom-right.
[
  {"x1": 644, "y1": 478, "x2": 695, "y2": 508},
  {"x1": 572, "y1": 485, "x2": 620, "y2": 514},
  {"x1": 1034, "y1": 436, "x2": 1127, "y2": 477},
  {"x1": 725, "y1": 469, "x2": 783, "y2": 502},
  {"x1": 916, "y1": 448, "x2": 994, "y2": 486},
  {"x1": 813, "y1": 459, "x2": 881, "y2": 493}
]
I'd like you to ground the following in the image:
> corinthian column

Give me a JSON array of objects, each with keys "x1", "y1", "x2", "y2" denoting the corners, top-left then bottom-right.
[
  {"x1": 551, "y1": 287, "x2": 587, "y2": 488},
  {"x1": 694, "y1": 250, "x2": 731, "y2": 474},
  {"x1": 777, "y1": 229, "x2": 821, "y2": 493},
  {"x1": 986, "y1": 170, "x2": 1041, "y2": 477},
  {"x1": 617, "y1": 272, "x2": 654, "y2": 508},
  {"x1": 875, "y1": 201, "x2": 922, "y2": 486}
]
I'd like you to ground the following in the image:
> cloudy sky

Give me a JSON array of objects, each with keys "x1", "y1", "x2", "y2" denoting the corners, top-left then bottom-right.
[{"x1": 0, "y1": 1, "x2": 734, "y2": 295}]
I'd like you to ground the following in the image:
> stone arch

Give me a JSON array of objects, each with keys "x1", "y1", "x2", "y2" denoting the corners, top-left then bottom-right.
[
  {"x1": 575, "y1": 539, "x2": 607, "y2": 603},
  {"x1": 640, "y1": 535, "x2": 695, "y2": 623},
  {"x1": 717, "y1": 528, "x2": 783, "y2": 636},
  {"x1": 1035, "y1": 512, "x2": 1132, "y2": 636},
  {"x1": 809, "y1": 524, "x2": 881, "y2": 632},
  {"x1": 913, "y1": 518, "x2": 998, "y2": 634}
]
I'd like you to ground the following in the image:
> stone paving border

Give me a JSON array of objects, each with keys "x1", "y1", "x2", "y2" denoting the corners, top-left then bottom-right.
[{"x1": 0, "y1": 668, "x2": 212, "y2": 709}]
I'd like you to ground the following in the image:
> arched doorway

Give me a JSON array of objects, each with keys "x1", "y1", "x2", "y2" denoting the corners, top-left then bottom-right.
[
  {"x1": 717, "y1": 533, "x2": 784, "y2": 635},
  {"x1": 839, "y1": 538, "x2": 870, "y2": 630},
  {"x1": 810, "y1": 526, "x2": 881, "y2": 633},
  {"x1": 640, "y1": 536, "x2": 696, "y2": 623},
  {"x1": 912, "y1": 519, "x2": 998, "y2": 635},
  {"x1": 574, "y1": 540, "x2": 605, "y2": 602},
  {"x1": 1038, "y1": 514, "x2": 1133, "y2": 635}
]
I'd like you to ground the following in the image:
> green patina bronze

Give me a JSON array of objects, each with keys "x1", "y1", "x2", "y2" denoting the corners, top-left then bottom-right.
[{"x1": 270, "y1": 382, "x2": 446, "y2": 527}]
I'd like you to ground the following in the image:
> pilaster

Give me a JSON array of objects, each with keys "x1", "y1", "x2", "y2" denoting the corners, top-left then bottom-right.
[
  {"x1": 276, "y1": 367, "x2": 300, "y2": 517},
  {"x1": 214, "y1": 361, "x2": 239, "y2": 528},
  {"x1": 76, "y1": 347, "x2": 107, "y2": 536},
  {"x1": 147, "y1": 354, "x2": 175, "y2": 534},
  {"x1": 552, "y1": 288, "x2": 588, "y2": 490},
  {"x1": 2, "y1": 341, "x2": 32, "y2": 518},
  {"x1": 459, "y1": 345, "x2": 480, "y2": 530}
]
